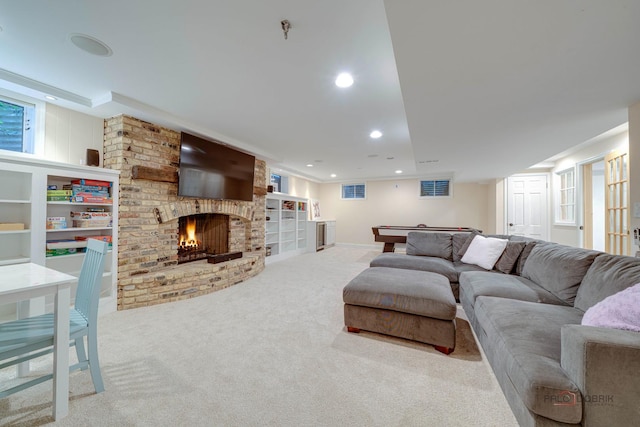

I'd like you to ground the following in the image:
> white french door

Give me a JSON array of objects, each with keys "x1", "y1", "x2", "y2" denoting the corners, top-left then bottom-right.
[
  {"x1": 604, "y1": 150, "x2": 630, "y2": 255},
  {"x1": 506, "y1": 174, "x2": 549, "y2": 240}
]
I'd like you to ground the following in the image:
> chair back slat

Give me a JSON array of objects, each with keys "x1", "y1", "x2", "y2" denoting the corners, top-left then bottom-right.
[{"x1": 74, "y1": 239, "x2": 109, "y2": 321}]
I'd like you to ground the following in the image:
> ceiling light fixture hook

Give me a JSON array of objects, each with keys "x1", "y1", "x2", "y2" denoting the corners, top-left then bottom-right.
[{"x1": 281, "y1": 19, "x2": 291, "y2": 40}]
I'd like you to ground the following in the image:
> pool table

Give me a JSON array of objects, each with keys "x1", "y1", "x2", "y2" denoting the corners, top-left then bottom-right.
[{"x1": 372, "y1": 225, "x2": 481, "y2": 252}]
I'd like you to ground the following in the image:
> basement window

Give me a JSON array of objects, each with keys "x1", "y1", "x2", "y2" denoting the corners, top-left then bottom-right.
[
  {"x1": 0, "y1": 90, "x2": 44, "y2": 156},
  {"x1": 420, "y1": 179, "x2": 451, "y2": 197},
  {"x1": 269, "y1": 172, "x2": 289, "y2": 194},
  {"x1": 555, "y1": 168, "x2": 575, "y2": 224},
  {"x1": 341, "y1": 183, "x2": 366, "y2": 200}
]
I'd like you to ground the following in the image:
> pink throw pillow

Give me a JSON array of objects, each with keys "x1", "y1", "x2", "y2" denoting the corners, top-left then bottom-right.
[{"x1": 581, "y1": 283, "x2": 640, "y2": 332}]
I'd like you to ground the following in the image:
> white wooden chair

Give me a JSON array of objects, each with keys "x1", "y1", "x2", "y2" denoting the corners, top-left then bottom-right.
[{"x1": 0, "y1": 239, "x2": 109, "y2": 397}]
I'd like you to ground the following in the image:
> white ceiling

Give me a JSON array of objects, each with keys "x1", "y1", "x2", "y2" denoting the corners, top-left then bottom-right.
[{"x1": 1, "y1": 1, "x2": 639, "y2": 183}]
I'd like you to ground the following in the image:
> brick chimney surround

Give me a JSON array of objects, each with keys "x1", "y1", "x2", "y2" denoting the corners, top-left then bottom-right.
[{"x1": 104, "y1": 115, "x2": 266, "y2": 310}]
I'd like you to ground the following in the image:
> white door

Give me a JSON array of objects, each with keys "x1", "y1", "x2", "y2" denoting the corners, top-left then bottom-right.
[
  {"x1": 604, "y1": 150, "x2": 630, "y2": 255},
  {"x1": 506, "y1": 174, "x2": 549, "y2": 239}
]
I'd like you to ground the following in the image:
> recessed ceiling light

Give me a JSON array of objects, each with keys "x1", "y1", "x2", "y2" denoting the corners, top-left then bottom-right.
[
  {"x1": 387, "y1": 157, "x2": 394, "y2": 160},
  {"x1": 69, "y1": 33, "x2": 113, "y2": 57},
  {"x1": 335, "y1": 72, "x2": 354, "y2": 88},
  {"x1": 306, "y1": 164, "x2": 314, "y2": 167},
  {"x1": 370, "y1": 130, "x2": 382, "y2": 139},
  {"x1": 395, "y1": 170, "x2": 403, "y2": 174},
  {"x1": 45, "y1": 95, "x2": 57, "y2": 101},
  {"x1": 330, "y1": 174, "x2": 337, "y2": 178}
]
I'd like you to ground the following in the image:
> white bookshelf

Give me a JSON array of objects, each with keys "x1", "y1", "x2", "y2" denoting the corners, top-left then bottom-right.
[
  {"x1": 0, "y1": 152, "x2": 120, "y2": 317},
  {"x1": 265, "y1": 193, "x2": 308, "y2": 263}
]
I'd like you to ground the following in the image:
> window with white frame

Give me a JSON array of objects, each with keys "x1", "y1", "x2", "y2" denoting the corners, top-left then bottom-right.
[
  {"x1": 556, "y1": 168, "x2": 575, "y2": 224},
  {"x1": 269, "y1": 171, "x2": 289, "y2": 194},
  {"x1": 341, "y1": 183, "x2": 366, "y2": 200},
  {"x1": 270, "y1": 173, "x2": 282, "y2": 192},
  {"x1": 420, "y1": 179, "x2": 451, "y2": 197},
  {"x1": 0, "y1": 91, "x2": 44, "y2": 155}
]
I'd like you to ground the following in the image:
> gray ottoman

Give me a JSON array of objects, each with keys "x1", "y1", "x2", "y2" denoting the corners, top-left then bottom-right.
[{"x1": 343, "y1": 267, "x2": 457, "y2": 354}]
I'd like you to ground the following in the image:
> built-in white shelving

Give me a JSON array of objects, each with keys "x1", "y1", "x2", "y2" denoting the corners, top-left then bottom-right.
[
  {"x1": 265, "y1": 194, "x2": 308, "y2": 263},
  {"x1": 0, "y1": 152, "x2": 120, "y2": 316}
]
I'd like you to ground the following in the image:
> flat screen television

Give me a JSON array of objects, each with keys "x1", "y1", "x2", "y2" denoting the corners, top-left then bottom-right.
[{"x1": 178, "y1": 132, "x2": 255, "y2": 202}]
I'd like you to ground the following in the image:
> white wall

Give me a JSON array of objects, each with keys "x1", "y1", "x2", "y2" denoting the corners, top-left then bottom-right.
[
  {"x1": 44, "y1": 104, "x2": 104, "y2": 166},
  {"x1": 486, "y1": 179, "x2": 504, "y2": 235},
  {"x1": 319, "y1": 179, "x2": 489, "y2": 246},
  {"x1": 286, "y1": 175, "x2": 322, "y2": 201},
  {"x1": 549, "y1": 130, "x2": 628, "y2": 247},
  {"x1": 592, "y1": 164, "x2": 605, "y2": 251}
]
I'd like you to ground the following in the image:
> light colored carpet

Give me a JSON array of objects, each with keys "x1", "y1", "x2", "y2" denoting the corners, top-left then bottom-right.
[{"x1": 0, "y1": 246, "x2": 518, "y2": 426}]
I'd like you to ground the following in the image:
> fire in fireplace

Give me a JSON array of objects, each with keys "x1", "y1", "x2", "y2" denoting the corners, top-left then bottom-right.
[
  {"x1": 177, "y1": 213, "x2": 229, "y2": 264},
  {"x1": 179, "y1": 216, "x2": 199, "y2": 249}
]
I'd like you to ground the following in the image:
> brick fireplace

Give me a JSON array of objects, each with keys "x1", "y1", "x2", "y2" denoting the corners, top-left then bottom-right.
[{"x1": 103, "y1": 115, "x2": 266, "y2": 310}]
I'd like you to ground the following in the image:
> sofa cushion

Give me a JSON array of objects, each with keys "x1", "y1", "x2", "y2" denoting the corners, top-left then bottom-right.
[
  {"x1": 455, "y1": 230, "x2": 480, "y2": 259},
  {"x1": 487, "y1": 234, "x2": 511, "y2": 240},
  {"x1": 370, "y1": 253, "x2": 458, "y2": 282},
  {"x1": 521, "y1": 243, "x2": 601, "y2": 305},
  {"x1": 452, "y1": 232, "x2": 478, "y2": 262},
  {"x1": 453, "y1": 260, "x2": 488, "y2": 276},
  {"x1": 459, "y1": 271, "x2": 568, "y2": 310},
  {"x1": 474, "y1": 297, "x2": 583, "y2": 424},
  {"x1": 406, "y1": 232, "x2": 453, "y2": 261},
  {"x1": 508, "y1": 235, "x2": 539, "y2": 243},
  {"x1": 581, "y1": 283, "x2": 640, "y2": 332},
  {"x1": 494, "y1": 241, "x2": 526, "y2": 274},
  {"x1": 515, "y1": 241, "x2": 537, "y2": 276},
  {"x1": 461, "y1": 235, "x2": 508, "y2": 270},
  {"x1": 508, "y1": 236, "x2": 541, "y2": 276},
  {"x1": 574, "y1": 253, "x2": 640, "y2": 312}
]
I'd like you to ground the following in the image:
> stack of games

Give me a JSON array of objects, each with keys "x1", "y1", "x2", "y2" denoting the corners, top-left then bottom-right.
[
  {"x1": 46, "y1": 239, "x2": 87, "y2": 257},
  {"x1": 70, "y1": 211, "x2": 112, "y2": 228},
  {"x1": 71, "y1": 179, "x2": 112, "y2": 203},
  {"x1": 46, "y1": 186, "x2": 72, "y2": 202},
  {"x1": 75, "y1": 235, "x2": 112, "y2": 248}
]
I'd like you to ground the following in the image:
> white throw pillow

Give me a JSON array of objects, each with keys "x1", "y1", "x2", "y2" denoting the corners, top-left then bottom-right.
[{"x1": 461, "y1": 235, "x2": 508, "y2": 270}]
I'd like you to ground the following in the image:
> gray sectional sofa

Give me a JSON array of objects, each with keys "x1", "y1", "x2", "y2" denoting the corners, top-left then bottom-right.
[{"x1": 369, "y1": 231, "x2": 640, "y2": 427}]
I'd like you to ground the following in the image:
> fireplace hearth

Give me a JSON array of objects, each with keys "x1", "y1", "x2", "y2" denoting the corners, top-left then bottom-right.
[{"x1": 207, "y1": 251, "x2": 243, "y2": 264}]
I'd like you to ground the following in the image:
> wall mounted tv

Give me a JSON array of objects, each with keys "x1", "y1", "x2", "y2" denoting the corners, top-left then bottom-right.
[{"x1": 178, "y1": 132, "x2": 255, "y2": 202}]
